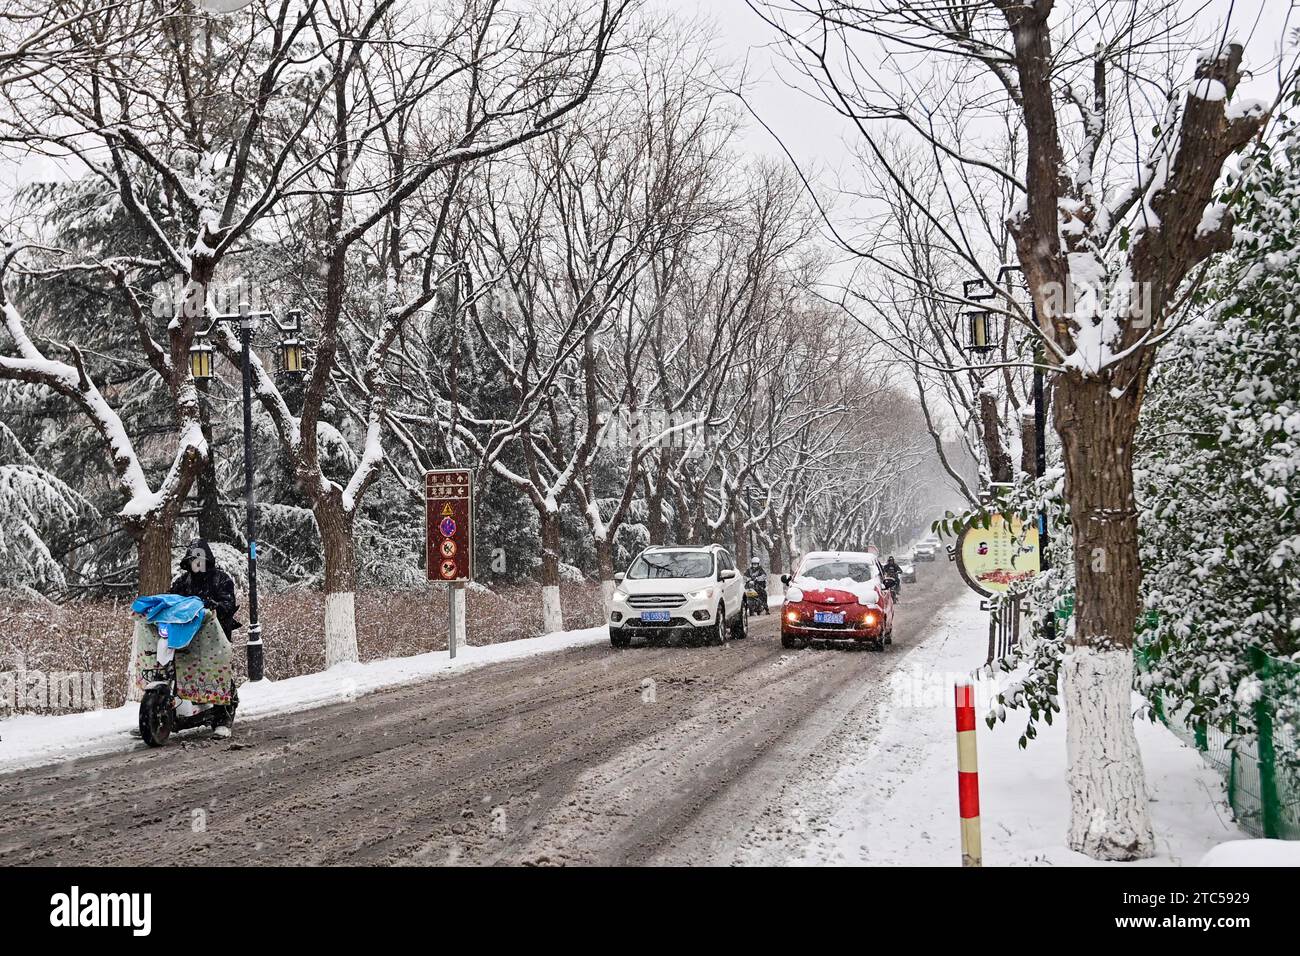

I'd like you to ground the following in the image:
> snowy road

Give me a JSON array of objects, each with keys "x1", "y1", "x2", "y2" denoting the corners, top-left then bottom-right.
[{"x1": 0, "y1": 565, "x2": 965, "y2": 866}]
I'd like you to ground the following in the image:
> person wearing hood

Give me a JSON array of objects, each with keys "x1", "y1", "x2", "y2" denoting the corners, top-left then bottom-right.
[
  {"x1": 744, "y1": 556, "x2": 769, "y2": 613},
  {"x1": 170, "y1": 539, "x2": 241, "y2": 639}
]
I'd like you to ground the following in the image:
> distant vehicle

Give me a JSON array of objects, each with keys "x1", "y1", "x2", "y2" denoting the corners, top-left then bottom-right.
[
  {"x1": 780, "y1": 550, "x2": 895, "y2": 651},
  {"x1": 607, "y1": 545, "x2": 747, "y2": 648},
  {"x1": 900, "y1": 560, "x2": 917, "y2": 583},
  {"x1": 914, "y1": 544, "x2": 937, "y2": 562}
]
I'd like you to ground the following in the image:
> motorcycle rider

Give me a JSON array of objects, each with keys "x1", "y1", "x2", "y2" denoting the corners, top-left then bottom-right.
[
  {"x1": 169, "y1": 538, "x2": 241, "y2": 737},
  {"x1": 882, "y1": 554, "x2": 903, "y2": 596},
  {"x1": 170, "y1": 539, "x2": 241, "y2": 639},
  {"x1": 744, "y1": 556, "x2": 769, "y2": 614}
]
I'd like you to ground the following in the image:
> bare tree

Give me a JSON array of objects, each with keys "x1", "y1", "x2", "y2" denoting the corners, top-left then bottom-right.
[
  {"x1": 0, "y1": 0, "x2": 327, "y2": 594},
  {"x1": 228, "y1": 0, "x2": 633, "y2": 661},
  {"x1": 752, "y1": 0, "x2": 1274, "y2": 858}
]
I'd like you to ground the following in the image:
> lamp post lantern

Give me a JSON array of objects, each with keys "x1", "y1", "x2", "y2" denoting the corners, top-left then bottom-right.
[
  {"x1": 960, "y1": 278, "x2": 998, "y2": 356},
  {"x1": 189, "y1": 338, "x2": 214, "y2": 380},
  {"x1": 188, "y1": 304, "x2": 306, "y2": 681}
]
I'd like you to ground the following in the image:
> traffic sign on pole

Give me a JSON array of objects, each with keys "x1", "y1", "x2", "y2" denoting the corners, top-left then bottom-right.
[
  {"x1": 426, "y1": 469, "x2": 473, "y2": 659},
  {"x1": 425, "y1": 469, "x2": 474, "y2": 583}
]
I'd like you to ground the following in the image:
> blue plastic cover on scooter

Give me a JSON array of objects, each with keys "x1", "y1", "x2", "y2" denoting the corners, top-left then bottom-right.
[{"x1": 131, "y1": 594, "x2": 206, "y2": 649}]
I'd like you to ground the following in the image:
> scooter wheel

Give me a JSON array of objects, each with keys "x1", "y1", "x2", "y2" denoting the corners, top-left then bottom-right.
[{"x1": 139, "y1": 687, "x2": 173, "y2": 747}]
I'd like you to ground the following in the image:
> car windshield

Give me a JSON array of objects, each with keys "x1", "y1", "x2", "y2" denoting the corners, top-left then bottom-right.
[
  {"x1": 800, "y1": 560, "x2": 878, "y2": 583},
  {"x1": 628, "y1": 551, "x2": 714, "y2": 580}
]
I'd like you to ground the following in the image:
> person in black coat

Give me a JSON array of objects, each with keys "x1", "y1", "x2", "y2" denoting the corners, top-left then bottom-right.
[
  {"x1": 882, "y1": 555, "x2": 902, "y2": 596},
  {"x1": 169, "y1": 538, "x2": 241, "y2": 638}
]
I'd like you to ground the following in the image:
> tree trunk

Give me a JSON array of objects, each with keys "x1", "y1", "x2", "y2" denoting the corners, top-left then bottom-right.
[
  {"x1": 768, "y1": 539, "x2": 784, "y2": 601},
  {"x1": 196, "y1": 381, "x2": 235, "y2": 543},
  {"x1": 1055, "y1": 374, "x2": 1154, "y2": 860},
  {"x1": 676, "y1": 503, "x2": 696, "y2": 545},
  {"x1": 127, "y1": 514, "x2": 176, "y2": 701},
  {"x1": 645, "y1": 476, "x2": 667, "y2": 546},
  {"x1": 539, "y1": 507, "x2": 564, "y2": 634},
  {"x1": 646, "y1": 498, "x2": 666, "y2": 547},
  {"x1": 317, "y1": 499, "x2": 360, "y2": 667},
  {"x1": 1019, "y1": 408, "x2": 1038, "y2": 478},
  {"x1": 979, "y1": 389, "x2": 1013, "y2": 484},
  {"x1": 134, "y1": 515, "x2": 176, "y2": 595},
  {"x1": 595, "y1": 536, "x2": 615, "y2": 607},
  {"x1": 732, "y1": 508, "x2": 749, "y2": 566}
]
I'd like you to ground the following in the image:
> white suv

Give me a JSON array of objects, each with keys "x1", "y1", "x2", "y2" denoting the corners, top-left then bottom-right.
[{"x1": 608, "y1": 545, "x2": 747, "y2": 648}]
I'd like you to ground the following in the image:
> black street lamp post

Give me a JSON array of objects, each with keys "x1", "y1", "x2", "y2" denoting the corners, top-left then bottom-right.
[
  {"x1": 961, "y1": 266, "x2": 1056, "y2": 646},
  {"x1": 993, "y1": 264, "x2": 1051, "y2": 580},
  {"x1": 189, "y1": 304, "x2": 306, "y2": 681}
]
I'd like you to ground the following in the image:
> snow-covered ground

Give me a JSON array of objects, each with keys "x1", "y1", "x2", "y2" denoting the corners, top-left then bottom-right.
[
  {"x1": 787, "y1": 593, "x2": 1255, "y2": 866},
  {"x1": 0, "y1": 625, "x2": 608, "y2": 774}
]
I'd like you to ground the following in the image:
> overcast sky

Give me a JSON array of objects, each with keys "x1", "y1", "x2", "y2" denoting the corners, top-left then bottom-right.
[
  {"x1": 5, "y1": 1, "x2": 1296, "y2": 209},
  {"x1": 678, "y1": 0, "x2": 1297, "y2": 180}
]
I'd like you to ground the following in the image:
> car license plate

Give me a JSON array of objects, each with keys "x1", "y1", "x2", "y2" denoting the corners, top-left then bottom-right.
[
  {"x1": 814, "y1": 611, "x2": 845, "y2": 625},
  {"x1": 640, "y1": 611, "x2": 671, "y2": 623}
]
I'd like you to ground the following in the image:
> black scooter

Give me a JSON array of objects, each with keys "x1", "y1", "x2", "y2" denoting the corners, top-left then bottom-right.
[{"x1": 743, "y1": 577, "x2": 769, "y2": 616}]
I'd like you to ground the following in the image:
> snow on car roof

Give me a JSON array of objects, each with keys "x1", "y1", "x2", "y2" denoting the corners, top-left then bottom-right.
[{"x1": 800, "y1": 550, "x2": 877, "y2": 563}]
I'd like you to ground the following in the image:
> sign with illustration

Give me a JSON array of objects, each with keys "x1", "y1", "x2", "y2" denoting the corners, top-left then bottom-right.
[
  {"x1": 424, "y1": 468, "x2": 474, "y2": 582},
  {"x1": 954, "y1": 514, "x2": 1040, "y2": 597}
]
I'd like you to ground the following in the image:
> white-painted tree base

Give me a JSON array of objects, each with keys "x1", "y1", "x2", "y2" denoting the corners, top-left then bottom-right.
[
  {"x1": 600, "y1": 578, "x2": 615, "y2": 611},
  {"x1": 126, "y1": 620, "x2": 149, "y2": 702},
  {"x1": 453, "y1": 586, "x2": 468, "y2": 648},
  {"x1": 1064, "y1": 645, "x2": 1155, "y2": 860},
  {"x1": 324, "y1": 591, "x2": 360, "y2": 667},
  {"x1": 542, "y1": 584, "x2": 564, "y2": 635}
]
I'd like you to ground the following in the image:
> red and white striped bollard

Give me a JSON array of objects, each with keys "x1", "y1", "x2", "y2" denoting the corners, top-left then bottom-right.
[{"x1": 954, "y1": 679, "x2": 982, "y2": 866}]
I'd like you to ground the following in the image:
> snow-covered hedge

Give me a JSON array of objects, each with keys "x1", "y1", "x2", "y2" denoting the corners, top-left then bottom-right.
[{"x1": 1136, "y1": 100, "x2": 1300, "y2": 762}]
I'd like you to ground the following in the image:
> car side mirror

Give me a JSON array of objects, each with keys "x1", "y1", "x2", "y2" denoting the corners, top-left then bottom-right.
[
  {"x1": 613, "y1": 572, "x2": 625, "y2": 582},
  {"x1": 780, "y1": 574, "x2": 791, "y2": 586},
  {"x1": 721, "y1": 569, "x2": 737, "y2": 580}
]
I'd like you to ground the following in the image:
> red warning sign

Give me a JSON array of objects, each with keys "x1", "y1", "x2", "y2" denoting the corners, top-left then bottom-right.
[{"x1": 425, "y1": 468, "x2": 473, "y2": 582}]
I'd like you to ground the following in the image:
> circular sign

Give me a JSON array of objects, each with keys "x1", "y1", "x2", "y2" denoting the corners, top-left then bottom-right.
[
  {"x1": 955, "y1": 515, "x2": 1040, "y2": 597},
  {"x1": 439, "y1": 517, "x2": 457, "y2": 537},
  {"x1": 440, "y1": 539, "x2": 457, "y2": 558},
  {"x1": 439, "y1": 559, "x2": 458, "y2": 580}
]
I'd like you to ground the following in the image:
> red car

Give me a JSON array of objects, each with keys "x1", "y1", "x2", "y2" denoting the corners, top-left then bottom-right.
[{"x1": 780, "y1": 551, "x2": 896, "y2": 650}]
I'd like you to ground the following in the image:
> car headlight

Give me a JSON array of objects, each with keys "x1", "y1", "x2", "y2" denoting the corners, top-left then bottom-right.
[
  {"x1": 786, "y1": 586, "x2": 804, "y2": 602},
  {"x1": 687, "y1": 588, "x2": 713, "y2": 602}
]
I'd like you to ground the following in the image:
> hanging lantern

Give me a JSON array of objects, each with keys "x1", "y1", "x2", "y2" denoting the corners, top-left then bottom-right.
[
  {"x1": 965, "y1": 309, "x2": 997, "y2": 353},
  {"x1": 280, "y1": 336, "x2": 306, "y2": 375},
  {"x1": 189, "y1": 337, "x2": 214, "y2": 380}
]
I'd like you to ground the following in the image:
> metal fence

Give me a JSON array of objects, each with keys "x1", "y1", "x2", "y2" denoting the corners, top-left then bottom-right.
[
  {"x1": 985, "y1": 593, "x2": 1024, "y2": 666},
  {"x1": 1138, "y1": 646, "x2": 1300, "y2": 840}
]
